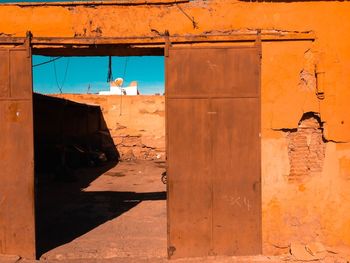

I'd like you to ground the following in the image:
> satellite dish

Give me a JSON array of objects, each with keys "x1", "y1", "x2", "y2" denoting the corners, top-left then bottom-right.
[{"x1": 111, "y1": 77, "x2": 124, "y2": 87}]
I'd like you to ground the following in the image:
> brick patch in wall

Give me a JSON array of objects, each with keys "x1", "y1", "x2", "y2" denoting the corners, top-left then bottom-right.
[{"x1": 287, "y1": 112, "x2": 326, "y2": 181}]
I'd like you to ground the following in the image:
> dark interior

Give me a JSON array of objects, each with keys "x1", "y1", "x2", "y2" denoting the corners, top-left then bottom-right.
[{"x1": 33, "y1": 93, "x2": 122, "y2": 256}]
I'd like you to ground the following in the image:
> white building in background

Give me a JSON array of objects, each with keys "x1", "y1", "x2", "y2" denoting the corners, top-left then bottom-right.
[{"x1": 99, "y1": 78, "x2": 139, "y2": 95}]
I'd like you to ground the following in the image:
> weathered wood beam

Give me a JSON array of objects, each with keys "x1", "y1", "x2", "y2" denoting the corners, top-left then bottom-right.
[
  {"x1": 1, "y1": 0, "x2": 190, "y2": 7},
  {"x1": 33, "y1": 46, "x2": 164, "y2": 56},
  {"x1": 0, "y1": 32, "x2": 316, "y2": 49},
  {"x1": 1, "y1": 0, "x2": 189, "y2": 6}
]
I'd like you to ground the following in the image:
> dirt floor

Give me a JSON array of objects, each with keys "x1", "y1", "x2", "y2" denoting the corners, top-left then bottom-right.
[
  {"x1": 34, "y1": 159, "x2": 167, "y2": 261},
  {"x1": 1, "y1": 160, "x2": 349, "y2": 262}
]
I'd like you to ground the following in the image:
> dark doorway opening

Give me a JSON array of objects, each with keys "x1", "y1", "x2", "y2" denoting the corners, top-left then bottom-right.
[
  {"x1": 32, "y1": 54, "x2": 167, "y2": 259},
  {"x1": 33, "y1": 93, "x2": 120, "y2": 256}
]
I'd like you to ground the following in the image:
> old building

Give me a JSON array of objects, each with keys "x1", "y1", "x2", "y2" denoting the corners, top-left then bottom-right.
[{"x1": 0, "y1": 0, "x2": 350, "y2": 261}]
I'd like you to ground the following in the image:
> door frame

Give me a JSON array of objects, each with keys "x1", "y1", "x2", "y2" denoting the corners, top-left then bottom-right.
[{"x1": 0, "y1": 38, "x2": 262, "y2": 260}]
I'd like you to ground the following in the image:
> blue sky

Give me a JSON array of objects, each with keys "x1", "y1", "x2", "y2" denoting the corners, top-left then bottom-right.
[{"x1": 32, "y1": 56, "x2": 165, "y2": 95}]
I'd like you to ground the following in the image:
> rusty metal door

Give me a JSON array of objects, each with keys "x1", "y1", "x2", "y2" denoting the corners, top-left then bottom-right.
[
  {"x1": 0, "y1": 45, "x2": 36, "y2": 259},
  {"x1": 166, "y1": 46, "x2": 261, "y2": 258}
]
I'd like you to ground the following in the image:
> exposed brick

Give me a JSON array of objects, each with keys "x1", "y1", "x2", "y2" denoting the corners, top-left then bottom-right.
[{"x1": 288, "y1": 114, "x2": 325, "y2": 181}]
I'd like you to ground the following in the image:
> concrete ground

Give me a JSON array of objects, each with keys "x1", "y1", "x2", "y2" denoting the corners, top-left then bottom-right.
[{"x1": 1, "y1": 160, "x2": 349, "y2": 263}]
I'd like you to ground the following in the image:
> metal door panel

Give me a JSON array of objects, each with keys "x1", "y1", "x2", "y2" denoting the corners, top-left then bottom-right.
[
  {"x1": 167, "y1": 47, "x2": 259, "y2": 98},
  {"x1": 166, "y1": 48, "x2": 225, "y2": 97},
  {"x1": 9, "y1": 50, "x2": 32, "y2": 99},
  {"x1": 166, "y1": 46, "x2": 261, "y2": 259},
  {"x1": 220, "y1": 49, "x2": 260, "y2": 97},
  {"x1": 0, "y1": 50, "x2": 10, "y2": 98},
  {"x1": 211, "y1": 98, "x2": 261, "y2": 255},
  {"x1": 0, "y1": 47, "x2": 35, "y2": 259},
  {"x1": 167, "y1": 98, "x2": 212, "y2": 258}
]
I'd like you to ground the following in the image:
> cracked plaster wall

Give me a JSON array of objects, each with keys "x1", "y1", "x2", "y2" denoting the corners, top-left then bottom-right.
[{"x1": 1, "y1": 0, "x2": 350, "y2": 255}]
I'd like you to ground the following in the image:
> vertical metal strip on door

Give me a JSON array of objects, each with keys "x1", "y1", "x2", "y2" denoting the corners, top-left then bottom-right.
[
  {"x1": 0, "y1": 44, "x2": 36, "y2": 259},
  {"x1": 166, "y1": 46, "x2": 261, "y2": 259}
]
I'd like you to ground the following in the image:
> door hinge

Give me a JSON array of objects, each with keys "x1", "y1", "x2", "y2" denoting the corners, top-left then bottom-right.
[
  {"x1": 164, "y1": 30, "x2": 171, "y2": 58},
  {"x1": 25, "y1": 31, "x2": 33, "y2": 58},
  {"x1": 255, "y1": 29, "x2": 262, "y2": 59}
]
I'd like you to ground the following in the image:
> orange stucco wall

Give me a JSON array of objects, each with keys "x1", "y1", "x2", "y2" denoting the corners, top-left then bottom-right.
[
  {"x1": 1, "y1": 0, "x2": 350, "y2": 255},
  {"x1": 53, "y1": 94, "x2": 166, "y2": 161}
]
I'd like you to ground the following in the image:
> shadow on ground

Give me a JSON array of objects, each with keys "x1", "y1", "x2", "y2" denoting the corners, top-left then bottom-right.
[
  {"x1": 33, "y1": 94, "x2": 166, "y2": 258},
  {"x1": 35, "y1": 163, "x2": 166, "y2": 257}
]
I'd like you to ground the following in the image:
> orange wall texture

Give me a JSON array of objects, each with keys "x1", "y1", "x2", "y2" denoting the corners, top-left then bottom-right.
[
  {"x1": 1, "y1": 0, "x2": 350, "y2": 255},
  {"x1": 53, "y1": 94, "x2": 166, "y2": 161}
]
